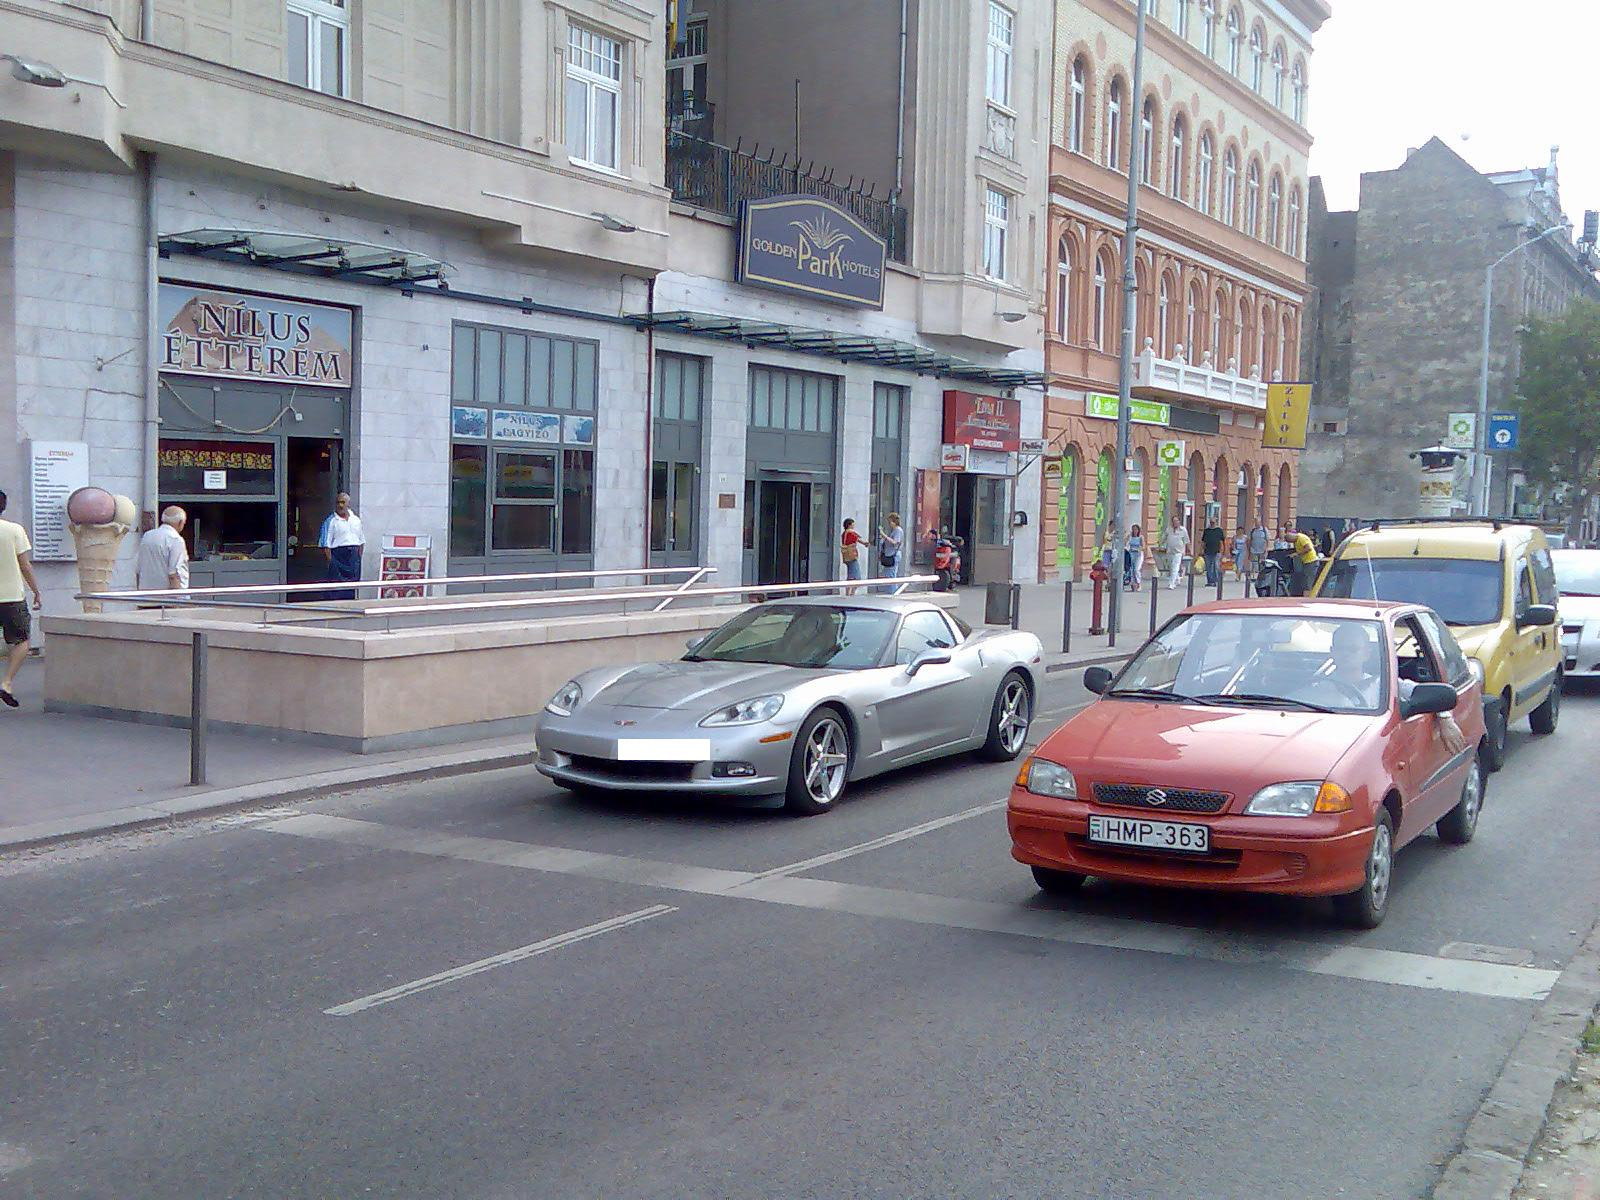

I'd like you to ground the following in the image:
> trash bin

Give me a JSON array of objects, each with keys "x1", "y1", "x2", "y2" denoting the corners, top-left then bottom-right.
[{"x1": 984, "y1": 581, "x2": 1013, "y2": 625}]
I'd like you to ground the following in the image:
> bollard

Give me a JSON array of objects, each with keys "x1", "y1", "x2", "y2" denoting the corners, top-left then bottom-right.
[
  {"x1": 1148, "y1": 572, "x2": 1160, "y2": 639},
  {"x1": 1062, "y1": 579, "x2": 1072, "y2": 653},
  {"x1": 1009, "y1": 582, "x2": 1021, "y2": 631},
  {"x1": 1186, "y1": 561, "x2": 1196, "y2": 608},
  {"x1": 189, "y1": 631, "x2": 208, "y2": 787},
  {"x1": 1088, "y1": 561, "x2": 1108, "y2": 635}
]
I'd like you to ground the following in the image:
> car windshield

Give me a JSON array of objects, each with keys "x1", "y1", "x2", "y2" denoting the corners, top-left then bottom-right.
[
  {"x1": 1318, "y1": 556, "x2": 1503, "y2": 626},
  {"x1": 1553, "y1": 551, "x2": 1600, "y2": 597},
  {"x1": 690, "y1": 604, "x2": 898, "y2": 669},
  {"x1": 1113, "y1": 612, "x2": 1389, "y2": 714}
]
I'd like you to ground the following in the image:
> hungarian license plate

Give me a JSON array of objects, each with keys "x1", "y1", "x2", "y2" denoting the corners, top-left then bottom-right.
[
  {"x1": 615, "y1": 738, "x2": 710, "y2": 762},
  {"x1": 1087, "y1": 814, "x2": 1210, "y2": 854}
]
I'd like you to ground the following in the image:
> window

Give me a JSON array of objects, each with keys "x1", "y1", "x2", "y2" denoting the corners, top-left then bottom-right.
[
  {"x1": 492, "y1": 451, "x2": 557, "y2": 551},
  {"x1": 1201, "y1": 0, "x2": 1217, "y2": 56},
  {"x1": 1069, "y1": 57, "x2": 1087, "y2": 153},
  {"x1": 1225, "y1": 7, "x2": 1242, "y2": 73},
  {"x1": 1249, "y1": 25, "x2": 1265, "y2": 91},
  {"x1": 749, "y1": 367, "x2": 837, "y2": 433},
  {"x1": 1320, "y1": 558, "x2": 1504, "y2": 628},
  {"x1": 1414, "y1": 611, "x2": 1472, "y2": 688},
  {"x1": 1291, "y1": 59, "x2": 1307, "y2": 123},
  {"x1": 1244, "y1": 159, "x2": 1261, "y2": 236},
  {"x1": 1221, "y1": 146, "x2": 1239, "y2": 224},
  {"x1": 1287, "y1": 184, "x2": 1303, "y2": 256},
  {"x1": 566, "y1": 25, "x2": 623, "y2": 170},
  {"x1": 896, "y1": 609, "x2": 957, "y2": 665},
  {"x1": 986, "y1": 2, "x2": 1014, "y2": 108},
  {"x1": 1055, "y1": 238, "x2": 1073, "y2": 339},
  {"x1": 1106, "y1": 78, "x2": 1123, "y2": 170},
  {"x1": 287, "y1": 0, "x2": 347, "y2": 97},
  {"x1": 1168, "y1": 116, "x2": 1186, "y2": 199},
  {"x1": 1157, "y1": 276, "x2": 1171, "y2": 355},
  {"x1": 1092, "y1": 254, "x2": 1111, "y2": 348},
  {"x1": 1186, "y1": 284, "x2": 1201, "y2": 360},
  {"x1": 1211, "y1": 291, "x2": 1225, "y2": 361},
  {"x1": 1197, "y1": 132, "x2": 1214, "y2": 215},
  {"x1": 1267, "y1": 173, "x2": 1283, "y2": 247},
  {"x1": 1140, "y1": 97, "x2": 1156, "y2": 184},
  {"x1": 1174, "y1": 0, "x2": 1190, "y2": 39},
  {"x1": 1279, "y1": 311, "x2": 1293, "y2": 377},
  {"x1": 1271, "y1": 42, "x2": 1287, "y2": 107},
  {"x1": 983, "y1": 186, "x2": 1009, "y2": 280},
  {"x1": 870, "y1": 383, "x2": 906, "y2": 541}
]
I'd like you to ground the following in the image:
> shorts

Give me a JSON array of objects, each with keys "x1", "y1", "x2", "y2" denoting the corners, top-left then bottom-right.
[{"x1": 0, "y1": 600, "x2": 30, "y2": 646}]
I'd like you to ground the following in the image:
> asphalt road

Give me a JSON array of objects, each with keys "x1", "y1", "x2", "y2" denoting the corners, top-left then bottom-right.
[{"x1": 4, "y1": 673, "x2": 1600, "y2": 1199}]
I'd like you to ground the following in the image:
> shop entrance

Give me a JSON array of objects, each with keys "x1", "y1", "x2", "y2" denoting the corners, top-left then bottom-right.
[
  {"x1": 938, "y1": 472, "x2": 1012, "y2": 585},
  {"x1": 286, "y1": 437, "x2": 344, "y2": 590},
  {"x1": 748, "y1": 473, "x2": 831, "y2": 587}
]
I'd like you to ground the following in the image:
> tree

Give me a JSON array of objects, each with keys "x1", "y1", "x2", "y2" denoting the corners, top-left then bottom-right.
[{"x1": 1514, "y1": 299, "x2": 1600, "y2": 535}]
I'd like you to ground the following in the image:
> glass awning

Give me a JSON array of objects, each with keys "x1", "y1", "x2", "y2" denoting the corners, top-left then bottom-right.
[
  {"x1": 158, "y1": 228, "x2": 451, "y2": 285},
  {"x1": 633, "y1": 310, "x2": 1045, "y2": 389}
]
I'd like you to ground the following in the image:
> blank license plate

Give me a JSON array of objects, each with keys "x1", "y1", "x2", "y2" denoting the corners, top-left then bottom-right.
[
  {"x1": 615, "y1": 739, "x2": 710, "y2": 762},
  {"x1": 1087, "y1": 814, "x2": 1210, "y2": 854}
]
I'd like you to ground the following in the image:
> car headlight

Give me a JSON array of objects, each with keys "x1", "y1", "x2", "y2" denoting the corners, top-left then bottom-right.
[
  {"x1": 1246, "y1": 780, "x2": 1351, "y2": 816},
  {"x1": 545, "y1": 681, "x2": 582, "y2": 716},
  {"x1": 1016, "y1": 757, "x2": 1078, "y2": 799},
  {"x1": 700, "y1": 694, "x2": 784, "y2": 726}
]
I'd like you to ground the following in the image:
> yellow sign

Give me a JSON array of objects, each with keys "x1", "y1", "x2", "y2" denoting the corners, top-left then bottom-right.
[{"x1": 1262, "y1": 382, "x2": 1312, "y2": 449}]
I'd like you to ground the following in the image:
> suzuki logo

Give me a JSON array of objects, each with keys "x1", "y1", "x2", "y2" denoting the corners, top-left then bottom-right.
[{"x1": 1146, "y1": 788, "x2": 1169, "y2": 807}]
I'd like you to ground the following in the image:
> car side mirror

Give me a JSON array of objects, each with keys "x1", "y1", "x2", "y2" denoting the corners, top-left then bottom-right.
[
  {"x1": 1400, "y1": 682, "x2": 1458, "y2": 719},
  {"x1": 1083, "y1": 666, "x2": 1113, "y2": 694},
  {"x1": 907, "y1": 648, "x2": 953, "y2": 676},
  {"x1": 1518, "y1": 604, "x2": 1557, "y2": 629}
]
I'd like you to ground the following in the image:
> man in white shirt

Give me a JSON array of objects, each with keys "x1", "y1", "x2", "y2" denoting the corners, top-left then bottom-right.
[
  {"x1": 319, "y1": 492, "x2": 365, "y2": 601},
  {"x1": 0, "y1": 487, "x2": 45, "y2": 708},
  {"x1": 1164, "y1": 514, "x2": 1190, "y2": 590},
  {"x1": 136, "y1": 506, "x2": 191, "y2": 592}
]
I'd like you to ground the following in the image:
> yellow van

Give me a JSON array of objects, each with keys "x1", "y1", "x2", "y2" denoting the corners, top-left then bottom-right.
[{"x1": 1312, "y1": 520, "x2": 1561, "y2": 770}]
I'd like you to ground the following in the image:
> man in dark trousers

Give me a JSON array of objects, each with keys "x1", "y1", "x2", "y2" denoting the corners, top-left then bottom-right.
[{"x1": 1201, "y1": 516, "x2": 1226, "y2": 589}]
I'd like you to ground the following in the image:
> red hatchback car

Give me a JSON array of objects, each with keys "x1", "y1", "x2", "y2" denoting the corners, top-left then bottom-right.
[{"x1": 1009, "y1": 599, "x2": 1487, "y2": 927}]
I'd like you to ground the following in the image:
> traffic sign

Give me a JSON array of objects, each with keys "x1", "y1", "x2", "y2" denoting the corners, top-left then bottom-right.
[
  {"x1": 1487, "y1": 412, "x2": 1519, "y2": 452},
  {"x1": 1157, "y1": 439, "x2": 1186, "y2": 468}
]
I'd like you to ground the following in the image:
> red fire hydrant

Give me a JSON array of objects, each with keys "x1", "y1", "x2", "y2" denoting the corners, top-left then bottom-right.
[{"x1": 1088, "y1": 559, "x2": 1109, "y2": 635}]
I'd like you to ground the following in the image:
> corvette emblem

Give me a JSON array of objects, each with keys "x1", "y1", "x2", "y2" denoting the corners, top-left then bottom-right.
[
  {"x1": 614, "y1": 719, "x2": 636, "y2": 727},
  {"x1": 1145, "y1": 788, "x2": 1169, "y2": 807}
]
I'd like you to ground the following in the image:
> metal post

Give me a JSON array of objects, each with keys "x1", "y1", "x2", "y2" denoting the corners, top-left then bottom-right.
[
  {"x1": 1186, "y1": 562, "x2": 1196, "y2": 608},
  {"x1": 1062, "y1": 579, "x2": 1072, "y2": 653},
  {"x1": 1148, "y1": 573, "x2": 1159, "y2": 639},
  {"x1": 1473, "y1": 261, "x2": 1494, "y2": 515},
  {"x1": 1107, "y1": 0, "x2": 1148, "y2": 645},
  {"x1": 1009, "y1": 582, "x2": 1021, "y2": 631},
  {"x1": 1216, "y1": 565, "x2": 1224, "y2": 601},
  {"x1": 189, "y1": 631, "x2": 208, "y2": 787}
]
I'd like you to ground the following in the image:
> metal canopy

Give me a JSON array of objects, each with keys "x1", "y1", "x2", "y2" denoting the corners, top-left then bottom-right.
[
  {"x1": 635, "y1": 310, "x2": 1045, "y2": 389},
  {"x1": 159, "y1": 228, "x2": 451, "y2": 285}
]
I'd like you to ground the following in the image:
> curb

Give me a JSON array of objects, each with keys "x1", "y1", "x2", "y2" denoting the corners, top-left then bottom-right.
[
  {"x1": 1431, "y1": 908, "x2": 1600, "y2": 1199},
  {"x1": 0, "y1": 746, "x2": 539, "y2": 854}
]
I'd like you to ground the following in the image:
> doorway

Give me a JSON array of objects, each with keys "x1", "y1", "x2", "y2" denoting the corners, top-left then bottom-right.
[
  {"x1": 751, "y1": 476, "x2": 832, "y2": 586},
  {"x1": 287, "y1": 437, "x2": 343, "y2": 590},
  {"x1": 938, "y1": 473, "x2": 1012, "y2": 585}
]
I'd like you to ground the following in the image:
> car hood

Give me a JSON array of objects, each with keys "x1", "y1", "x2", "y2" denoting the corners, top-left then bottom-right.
[
  {"x1": 1449, "y1": 623, "x2": 1503, "y2": 664},
  {"x1": 1038, "y1": 699, "x2": 1374, "y2": 794},
  {"x1": 1558, "y1": 594, "x2": 1600, "y2": 622},
  {"x1": 578, "y1": 659, "x2": 827, "y2": 713}
]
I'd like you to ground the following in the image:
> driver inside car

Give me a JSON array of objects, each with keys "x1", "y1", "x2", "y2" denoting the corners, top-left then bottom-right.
[{"x1": 1304, "y1": 621, "x2": 1383, "y2": 709}]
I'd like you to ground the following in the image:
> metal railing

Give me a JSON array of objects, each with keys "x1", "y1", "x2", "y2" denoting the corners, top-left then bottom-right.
[{"x1": 665, "y1": 133, "x2": 910, "y2": 263}]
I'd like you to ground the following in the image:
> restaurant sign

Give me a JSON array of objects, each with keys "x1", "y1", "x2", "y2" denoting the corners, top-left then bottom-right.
[
  {"x1": 737, "y1": 195, "x2": 886, "y2": 308},
  {"x1": 158, "y1": 285, "x2": 353, "y2": 388},
  {"x1": 943, "y1": 390, "x2": 1021, "y2": 452}
]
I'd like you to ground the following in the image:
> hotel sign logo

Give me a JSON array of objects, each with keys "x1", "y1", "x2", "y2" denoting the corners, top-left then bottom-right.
[{"x1": 737, "y1": 195, "x2": 886, "y2": 309}]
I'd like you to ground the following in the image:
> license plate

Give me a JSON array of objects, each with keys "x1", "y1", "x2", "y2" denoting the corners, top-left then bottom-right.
[
  {"x1": 615, "y1": 738, "x2": 710, "y2": 762},
  {"x1": 1087, "y1": 814, "x2": 1210, "y2": 854}
]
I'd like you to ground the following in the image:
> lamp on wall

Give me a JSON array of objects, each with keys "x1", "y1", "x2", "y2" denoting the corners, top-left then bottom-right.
[
  {"x1": 592, "y1": 212, "x2": 638, "y2": 234},
  {"x1": 2, "y1": 54, "x2": 67, "y2": 87}
]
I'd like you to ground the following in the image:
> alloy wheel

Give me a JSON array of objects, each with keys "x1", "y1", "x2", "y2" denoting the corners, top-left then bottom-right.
[
  {"x1": 998, "y1": 679, "x2": 1031, "y2": 754},
  {"x1": 803, "y1": 718, "x2": 849, "y2": 805}
]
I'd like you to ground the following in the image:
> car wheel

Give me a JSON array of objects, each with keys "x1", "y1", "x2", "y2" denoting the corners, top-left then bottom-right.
[
  {"x1": 1529, "y1": 673, "x2": 1561, "y2": 735},
  {"x1": 784, "y1": 708, "x2": 851, "y2": 816},
  {"x1": 1436, "y1": 755, "x2": 1485, "y2": 845},
  {"x1": 1031, "y1": 865, "x2": 1087, "y2": 895},
  {"x1": 1332, "y1": 809, "x2": 1394, "y2": 929},
  {"x1": 1484, "y1": 694, "x2": 1509, "y2": 772},
  {"x1": 979, "y1": 671, "x2": 1033, "y2": 762}
]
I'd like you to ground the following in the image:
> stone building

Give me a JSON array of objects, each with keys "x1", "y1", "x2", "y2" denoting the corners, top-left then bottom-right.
[
  {"x1": 1043, "y1": 0, "x2": 1330, "y2": 578},
  {"x1": 1, "y1": 0, "x2": 1048, "y2": 624},
  {"x1": 1300, "y1": 138, "x2": 1600, "y2": 521}
]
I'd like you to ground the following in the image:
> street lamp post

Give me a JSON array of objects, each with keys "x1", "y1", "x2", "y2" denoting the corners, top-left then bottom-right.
[
  {"x1": 1473, "y1": 223, "x2": 1566, "y2": 514},
  {"x1": 1106, "y1": 0, "x2": 1148, "y2": 645}
]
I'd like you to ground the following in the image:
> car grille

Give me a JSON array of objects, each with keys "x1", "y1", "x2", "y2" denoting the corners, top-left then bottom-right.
[
  {"x1": 1092, "y1": 783, "x2": 1231, "y2": 814},
  {"x1": 567, "y1": 754, "x2": 696, "y2": 784}
]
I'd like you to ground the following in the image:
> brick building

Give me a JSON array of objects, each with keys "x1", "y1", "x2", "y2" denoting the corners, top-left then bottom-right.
[
  {"x1": 1042, "y1": 0, "x2": 1330, "y2": 578},
  {"x1": 1300, "y1": 138, "x2": 1600, "y2": 521}
]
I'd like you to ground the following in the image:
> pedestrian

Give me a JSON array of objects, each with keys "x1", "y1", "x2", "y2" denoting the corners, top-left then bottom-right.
[
  {"x1": 1274, "y1": 525, "x2": 1291, "y2": 551},
  {"x1": 876, "y1": 512, "x2": 904, "y2": 589},
  {"x1": 0, "y1": 488, "x2": 44, "y2": 708},
  {"x1": 1164, "y1": 514, "x2": 1189, "y2": 590},
  {"x1": 136, "y1": 505, "x2": 191, "y2": 592},
  {"x1": 1126, "y1": 523, "x2": 1144, "y2": 591},
  {"x1": 1319, "y1": 526, "x2": 1335, "y2": 557},
  {"x1": 840, "y1": 517, "x2": 866, "y2": 591},
  {"x1": 1248, "y1": 519, "x2": 1269, "y2": 583},
  {"x1": 319, "y1": 492, "x2": 366, "y2": 602},
  {"x1": 1232, "y1": 525, "x2": 1249, "y2": 582},
  {"x1": 1289, "y1": 525, "x2": 1320, "y2": 595},
  {"x1": 1201, "y1": 515, "x2": 1226, "y2": 588}
]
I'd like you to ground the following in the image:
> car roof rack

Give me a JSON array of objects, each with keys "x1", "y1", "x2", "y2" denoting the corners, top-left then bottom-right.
[{"x1": 1364, "y1": 516, "x2": 1505, "y2": 533}]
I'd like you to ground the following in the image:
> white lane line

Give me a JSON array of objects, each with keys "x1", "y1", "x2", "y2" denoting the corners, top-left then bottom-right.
[
  {"x1": 260, "y1": 816, "x2": 1559, "y2": 1002},
  {"x1": 743, "y1": 799, "x2": 1008, "y2": 883},
  {"x1": 324, "y1": 904, "x2": 675, "y2": 1016}
]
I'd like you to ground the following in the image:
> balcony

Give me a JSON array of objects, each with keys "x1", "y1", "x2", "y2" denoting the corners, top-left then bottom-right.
[
  {"x1": 665, "y1": 133, "x2": 909, "y2": 264},
  {"x1": 1133, "y1": 339, "x2": 1270, "y2": 410}
]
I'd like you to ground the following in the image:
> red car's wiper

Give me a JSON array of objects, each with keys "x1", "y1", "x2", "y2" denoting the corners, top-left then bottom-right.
[
  {"x1": 1106, "y1": 687, "x2": 1220, "y2": 705},
  {"x1": 1196, "y1": 692, "x2": 1336, "y2": 713}
]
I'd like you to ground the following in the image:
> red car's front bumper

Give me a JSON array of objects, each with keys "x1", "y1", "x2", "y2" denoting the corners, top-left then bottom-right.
[{"x1": 1008, "y1": 793, "x2": 1373, "y2": 897}]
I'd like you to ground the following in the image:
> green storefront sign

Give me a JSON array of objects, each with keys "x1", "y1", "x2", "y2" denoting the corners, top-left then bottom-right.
[{"x1": 1086, "y1": 393, "x2": 1170, "y2": 426}]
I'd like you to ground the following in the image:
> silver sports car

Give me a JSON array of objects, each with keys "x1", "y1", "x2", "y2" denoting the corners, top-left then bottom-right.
[{"x1": 533, "y1": 595, "x2": 1044, "y2": 814}]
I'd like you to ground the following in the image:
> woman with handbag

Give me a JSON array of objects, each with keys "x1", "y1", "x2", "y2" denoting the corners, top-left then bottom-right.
[{"x1": 840, "y1": 518, "x2": 865, "y2": 591}]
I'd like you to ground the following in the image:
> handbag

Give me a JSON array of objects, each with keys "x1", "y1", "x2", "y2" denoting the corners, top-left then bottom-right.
[
  {"x1": 841, "y1": 541, "x2": 858, "y2": 564},
  {"x1": 879, "y1": 540, "x2": 897, "y2": 567},
  {"x1": 1190, "y1": 555, "x2": 1207, "y2": 576}
]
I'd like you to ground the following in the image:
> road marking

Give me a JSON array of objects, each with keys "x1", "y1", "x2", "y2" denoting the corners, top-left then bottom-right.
[
  {"x1": 324, "y1": 904, "x2": 675, "y2": 1016},
  {"x1": 260, "y1": 815, "x2": 1559, "y2": 1002},
  {"x1": 744, "y1": 800, "x2": 1008, "y2": 883}
]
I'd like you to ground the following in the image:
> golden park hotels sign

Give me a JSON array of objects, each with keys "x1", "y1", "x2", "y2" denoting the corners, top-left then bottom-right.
[{"x1": 737, "y1": 196, "x2": 887, "y2": 308}]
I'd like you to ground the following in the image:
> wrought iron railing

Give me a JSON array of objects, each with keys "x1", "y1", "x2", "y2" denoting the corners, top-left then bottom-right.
[{"x1": 665, "y1": 133, "x2": 909, "y2": 264}]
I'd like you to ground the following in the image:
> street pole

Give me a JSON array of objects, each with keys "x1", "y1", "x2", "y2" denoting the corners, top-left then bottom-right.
[{"x1": 1107, "y1": 0, "x2": 1147, "y2": 644}]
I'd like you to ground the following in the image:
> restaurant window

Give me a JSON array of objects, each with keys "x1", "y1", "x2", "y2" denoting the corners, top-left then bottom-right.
[
  {"x1": 287, "y1": 0, "x2": 348, "y2": 97},
  {"x1": 158, "y1": 438, "x2": 280, "y2": 563},
  {"x1": 566, "y1": 24, "x2": 624, "y2": 170}
]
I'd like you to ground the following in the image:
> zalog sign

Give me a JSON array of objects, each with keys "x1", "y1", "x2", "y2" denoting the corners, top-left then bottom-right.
[
  {"x1": 1262, "y1": 382, "x2": 1313, "y2": 449},
  {"x1": 158, "y1": 285, "x2": 353, "y2": 388},
  {"x1": 737, "y1": 195, "x2": 887, "y2": 308},
  {"x1": 943, "y1": 390, "x2": 1021, "y2": 452}
]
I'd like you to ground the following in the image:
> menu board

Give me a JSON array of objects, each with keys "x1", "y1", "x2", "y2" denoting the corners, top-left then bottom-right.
[
  {"x1": 29, "y1": 441, "x2": 89, "y2": 562},
  {"x1": 379, "y1": 534, "x2": 433, "y2": 599}
]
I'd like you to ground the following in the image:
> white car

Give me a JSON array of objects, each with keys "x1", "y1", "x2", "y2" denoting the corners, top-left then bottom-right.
[{"x1": 1553, "y1": 548, "x2": 1600, "y2": 678}]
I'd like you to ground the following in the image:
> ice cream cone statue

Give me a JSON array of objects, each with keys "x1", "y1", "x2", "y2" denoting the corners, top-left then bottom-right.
[{"x1": 66, "y1": 488, "x2": 135, "y2": 613}]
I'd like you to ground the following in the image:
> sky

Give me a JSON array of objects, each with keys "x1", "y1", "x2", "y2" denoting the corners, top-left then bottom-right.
[{"x1": 1307, "y1": 0, "x2": 1598, "y2": 223}]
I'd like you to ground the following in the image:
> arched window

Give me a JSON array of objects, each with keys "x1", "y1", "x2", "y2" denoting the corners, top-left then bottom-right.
[
  {"x1": 1200, "y1": 0, "x2": 1217, "y2": 56},
  {"x1": 1140, "y1": 96, "x2": 1156, "y2": 184},
  {"x1": 1106, "y1": 78, "x2": 1123, "y2": 171},
  {"x1": 1291, "y1": 59, "x2": 1307, "y2": 123},
  {"x1": 1134, "y1": 259, "x2": 1151, "y2": 344},
  {"x1": 1158, "y1": 275, "x2": 1172, "y2": 354},
  {"x1": 1279, "y1": 310, "x2": 1294, "y2": 378},
  {"x1": 1225, "y1": 7, "x2": 1242, "y2": 74},
  {"x1": 1248, "y1": 25, "x2": 1265, "y2": 91},
  {"x1": 1270, "y1": 42, "x2": 1287, "y2": 107},
  {"x1": 1286, "y1": 183, "x2": 1303, "y2": 257},
  {"x1": 1267, "y1": 173, "x2": 1283, "y2": 247},
  {"x1": 1211, "y1": 288, "x2": 1226, "y2": 361},
  {"x1": 1185, "y1": 282, "x2": 1201, "y2": 360},
  {"x1": 1197, "y1": 132, "x2": 1214, "y2": 215},
  {"x1": 1143, "y1": 0, "x2": 1161, "y2": 17},
  {"x1": 1244, "y1": 159, "x2": 1261, "y2": 236},
  {"x1": 1069, "y1": 57, "x2": 1087, "y2": 153},
  {"x1": 1233, "y1": 295, "x2": 1246, "y2": 370},
  {"x1": 1055, "y1": 238, "x2": 1073, "y2": 340},
  {"x1": 1168, "y1": 115, "x2": 1186, "y2": 199},
  {"x1": 1174, "y1": 0, "x2": 1190, "y2": 39},
  {"x1": 1092, "y1": 253, "x2": 1111, "y2": 349},
  {"x1": 1222, "y1": 146, "x2": 1239, "y2": 225},
  {"x1": 1261, "y1": 302, "x2": 1278, "y2": 377}
]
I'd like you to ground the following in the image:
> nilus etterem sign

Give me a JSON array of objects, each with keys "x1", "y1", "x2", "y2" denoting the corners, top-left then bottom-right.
[
  {"x1": 158, "y1": 285, "x2": 353, "y2": 388},
  {"x1": 737, "y1": 196, "x2": 886, "y2": 309}
]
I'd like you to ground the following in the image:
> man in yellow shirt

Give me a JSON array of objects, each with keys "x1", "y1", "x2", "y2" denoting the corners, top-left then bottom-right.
[
  {"x1": 1289, "y1": 526, "x2": 1320, "y2": 596},
  {"x1": 0, "y1": 488, "x2": 45, "y2": 708}
]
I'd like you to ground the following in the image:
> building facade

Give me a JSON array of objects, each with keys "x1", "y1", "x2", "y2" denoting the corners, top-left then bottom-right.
[
  {"x1": 1, "y1": 0, "x2": 1048, "y2": 626},
  {"x1": 1300, "y1": 139, "x2": 1600, "y2": 522},
  {"x1": 1044, "y1": 0, "x2": 1330, "y2": 577}
]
